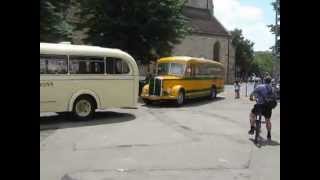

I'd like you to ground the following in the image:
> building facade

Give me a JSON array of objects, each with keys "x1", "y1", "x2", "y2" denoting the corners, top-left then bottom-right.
[
  {"x1": 68, "y1": 0, "x2": 235, "y2": 83},
  {"x1": 171, "y1": 0, "x2": 235, "y2": 83}
]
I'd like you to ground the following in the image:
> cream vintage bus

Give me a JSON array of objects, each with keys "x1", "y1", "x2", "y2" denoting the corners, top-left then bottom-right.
[
  {"x1": 141, "y1": 56, "x2": 224, "y2": 106},
  {"x1": 40, "y1": 42, "x2": 139, "y2": 120}
]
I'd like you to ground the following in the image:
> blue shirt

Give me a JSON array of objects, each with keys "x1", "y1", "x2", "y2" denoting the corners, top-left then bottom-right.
[{"x1": 251, "y1": 84, "x2": 273, "y2": 104}]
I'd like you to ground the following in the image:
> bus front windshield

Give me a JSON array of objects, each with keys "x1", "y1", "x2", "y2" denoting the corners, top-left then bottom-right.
[{"x1": 157, "y1": 63, "x2": 185, "y2": 76}]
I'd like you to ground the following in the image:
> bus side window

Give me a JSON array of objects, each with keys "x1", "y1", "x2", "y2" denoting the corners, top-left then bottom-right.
[
  {"x1": 106, "y1": 57, "x2": 130, "y2": 74},
  {"x1": 186, "y1": 64, "x2": 192, "y2": 77},
  {"x1": 194, "y1": 64, "x2": 200, "y2": 77},
  {"x1": 40, "y1": 58, "x2": 47, "y2": 74},
  {"x1": 198, "y1": 64, "x2": 209, "y2": 76},
  {"x1": 69, "y1": 56, "x2": 104, "y2": 74},
  {"x1": 40, "y1": 55, "x2": 68, "y2": 74},
  {"x1": 189, "y1": 64, "x2": 196, "y2": 77}
]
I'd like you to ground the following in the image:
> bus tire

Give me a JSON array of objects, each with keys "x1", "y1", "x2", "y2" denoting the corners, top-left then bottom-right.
[
  {"x1": 176, "y1": 90, "x2": 185, "y2": 106},
  {"x1": 72, "y1": 95, "x2": 95, "y2": 121},
  {"x1": 210, "y1": 87, "x2": 217, "y2": 100}
]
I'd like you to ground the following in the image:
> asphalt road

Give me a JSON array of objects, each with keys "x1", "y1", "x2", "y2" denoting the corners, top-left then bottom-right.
[{"x1": 40, "y1": 84, "x2": 280, "y2": 180}]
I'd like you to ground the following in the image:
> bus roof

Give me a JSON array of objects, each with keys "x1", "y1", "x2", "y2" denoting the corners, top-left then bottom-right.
[
  {"x1": 158, "y1": 56, "x2": 223, "y2": 66},
  {"x1": 40, "y1": 42, "x2": 139, "y2": 76},
  {"x1": 40, "y1": 42, "x2": 125, "y2": 57}
]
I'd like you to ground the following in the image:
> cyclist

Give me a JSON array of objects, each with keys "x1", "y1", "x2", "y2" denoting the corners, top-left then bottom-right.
[{"x1": 248, "y1": 76, "x2": 275, "y2": 140}]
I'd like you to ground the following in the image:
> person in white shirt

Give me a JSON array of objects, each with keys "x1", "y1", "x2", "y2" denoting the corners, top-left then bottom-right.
[{"x1": 234, "y1": 81, "x2": 240, "y2": 98}]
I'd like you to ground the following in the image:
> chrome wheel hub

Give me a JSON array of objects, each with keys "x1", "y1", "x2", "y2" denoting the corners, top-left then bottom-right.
[{"x1": 75, "y1": 100, "x2": 91, "y2": 117}]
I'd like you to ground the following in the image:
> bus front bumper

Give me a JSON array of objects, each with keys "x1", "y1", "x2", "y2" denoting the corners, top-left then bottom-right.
[{"x1": 141, "y1": 95, "x2": 177, "y2": 101}]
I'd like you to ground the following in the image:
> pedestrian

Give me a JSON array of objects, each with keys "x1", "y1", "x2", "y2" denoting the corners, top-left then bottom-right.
[
  {"x1": 234, "y1": 80, "x2": 240, "y2": 99},
  {"x1": 253, "y1": 80, "x2": 257, "y2": 89},
  {"x1": 145, "y1": 73, "x2": 152, "y2": 83}
]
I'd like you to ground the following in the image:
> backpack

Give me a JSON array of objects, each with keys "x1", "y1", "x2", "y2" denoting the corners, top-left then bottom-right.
[{"x1": 263, "y1": 85, "x2": 278, "y2": 109}]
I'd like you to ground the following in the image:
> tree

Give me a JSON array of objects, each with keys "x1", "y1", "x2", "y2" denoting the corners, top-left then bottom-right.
[
  {"x1": 268, "y1": 0, "x2": 280, "y2": 58},
  {"x1": 78, "y1": 0, "x2": 190, "y2": 64},
  {"x1": 249, "y1": 51, "x2": 274, "y2": 77},
  {"x1": 40, "y1": 0, "x2": 74, "y2": 42},
  {"x1": 230, "y1": 29, "x2": 255, "y2": 79}
]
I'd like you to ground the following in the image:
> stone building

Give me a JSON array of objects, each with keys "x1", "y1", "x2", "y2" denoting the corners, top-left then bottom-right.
[
  {"x1": 171, "y1": 0, "x2": 235, "y2": 83},
  {"x1": 139, "y1": 0, "x2": 235, "y2": 83},
  {"x1": 68, "y1": 0, "x2": 235, "y2": 83}
]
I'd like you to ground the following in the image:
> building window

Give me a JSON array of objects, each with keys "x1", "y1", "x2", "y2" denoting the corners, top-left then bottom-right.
[{"x1": 213, "y1": 41, "x2": 220, "y2": 61}]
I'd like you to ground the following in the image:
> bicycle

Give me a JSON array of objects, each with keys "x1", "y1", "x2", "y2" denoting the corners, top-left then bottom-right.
[
  {"x1": 250, "y1": 95, "x2": 263, "y2": 145},
  {"x1": 254, "y1": 108, "x2": 262, "y2": 145}
]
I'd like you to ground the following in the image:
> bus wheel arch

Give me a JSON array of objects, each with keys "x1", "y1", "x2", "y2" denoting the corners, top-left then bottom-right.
[
  {"x1": 171, "y1": 85, "x2": 184, "y2": 96},
  {"x1": 72, "y1": 94, "x2": 97, "y2": 120},
  {"x1": 68, "y1": 90, "x2": 101, "y2": 112},
  {"x1": 75, "y1": 94, "x2": 97, "y2": 109}
]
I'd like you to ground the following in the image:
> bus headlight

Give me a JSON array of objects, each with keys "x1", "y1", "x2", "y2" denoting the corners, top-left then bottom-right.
[
  {"x1": 143, "y1": 88, "x2": 148, "y2": 94},
  {"x1": 166, "y1": 88, "x2": 172, "y2": 94},
  {"x1": 142, "y1": 86, "x2": 149, "y2": 94}
]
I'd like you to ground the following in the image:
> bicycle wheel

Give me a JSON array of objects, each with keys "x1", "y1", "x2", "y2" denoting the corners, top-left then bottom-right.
[{"x1": 254, "y1": 114, "x2": 262, "y2": 144}]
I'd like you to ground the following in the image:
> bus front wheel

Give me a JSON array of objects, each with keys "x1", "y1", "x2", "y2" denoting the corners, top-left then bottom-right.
[
  {"x1": 72, "y1": 96, "x2": 95, "y2": 121},
  {"x1": 176, "y1": 90, "x2": 185, "y2": 106}
]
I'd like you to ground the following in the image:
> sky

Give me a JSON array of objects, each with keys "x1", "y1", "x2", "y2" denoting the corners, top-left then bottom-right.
[{"x1": 213, "y1": 0, "x2": 275, "y2": 51}]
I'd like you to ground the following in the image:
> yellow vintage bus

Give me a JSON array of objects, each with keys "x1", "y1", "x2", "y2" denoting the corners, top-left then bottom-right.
[{"x1": 141, "y1": 56, "x2": 224, "y2": 105}]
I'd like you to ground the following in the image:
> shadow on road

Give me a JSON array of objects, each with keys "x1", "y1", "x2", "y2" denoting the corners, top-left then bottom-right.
[
  {"x1": 249, "y1": 137, "x2": 280, "y2": 148},
  {"x1": 40, "y1": 111, "x2": 136, "y2": 131},
  {"x1": 141, "y1": 96, "x2": 225, "y2": 109}
]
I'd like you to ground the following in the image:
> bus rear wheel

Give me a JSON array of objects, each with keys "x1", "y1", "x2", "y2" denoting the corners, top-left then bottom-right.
[{"x1": 72, "y1": 96, "x2": 95, "y2": 121}]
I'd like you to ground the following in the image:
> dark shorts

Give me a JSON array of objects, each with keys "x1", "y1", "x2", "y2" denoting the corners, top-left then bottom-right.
[{"x1": 251, "y1": 104, "x2": 272, "y2": 119}]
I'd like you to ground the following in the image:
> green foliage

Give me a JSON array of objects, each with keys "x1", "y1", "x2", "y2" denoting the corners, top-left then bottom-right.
[
  {"x1": 268, "y1": 0, "x2": 280, "y2": 57},
  {"x1": 78, "y1": 0, "x2": 191, "y2": 64},
  {"x1": 249, "y1": 51, "x2": 274, "y2": 76},
  {"x1": 40, "y1": 0, "x2": 74, "y2": 42},
  {"x1": 230, "y1": 29, "x2": 255, "y2": 77}
]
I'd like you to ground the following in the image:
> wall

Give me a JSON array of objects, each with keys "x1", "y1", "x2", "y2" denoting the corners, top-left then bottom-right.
[
  {"x1": 186, "y1": 0, "x2": 212, "y2": 10},
  {"x1": 172, "y1": 34, "x2": 235, "y2": 83}
]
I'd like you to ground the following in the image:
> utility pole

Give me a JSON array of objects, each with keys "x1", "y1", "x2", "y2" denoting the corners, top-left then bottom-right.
[
  {"x1": 245, "y1": 72, "x2": 248, "y2": 97},
  {"x1": 272, "y1": 0, "x2": 280, "y2": 79},
  {"x1": 227, "y1": 37, "x2": 230, "y2": 84},
  {"x1": 275, "y1": 1, "x2": 278, "y2": 55}
]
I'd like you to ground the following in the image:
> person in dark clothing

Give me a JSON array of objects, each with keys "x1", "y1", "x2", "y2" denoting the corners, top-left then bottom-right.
[
  {"x1": 234, "y1": 81, "x2": 240, "y2": 98},
  {"x1": 248, "y1": 76, "x2": 275, "y2": 140}
]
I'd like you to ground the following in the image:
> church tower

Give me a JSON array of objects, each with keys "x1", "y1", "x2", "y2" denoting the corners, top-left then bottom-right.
[
  {"x1": 186, "y1": 0, "x2": 214, "y2": 16},
  {"x1": 172, "y1": 0, "x2": 235, "y2": 83}
]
